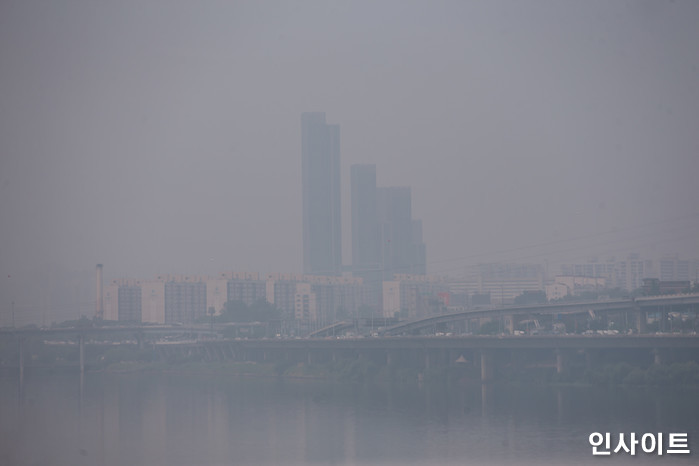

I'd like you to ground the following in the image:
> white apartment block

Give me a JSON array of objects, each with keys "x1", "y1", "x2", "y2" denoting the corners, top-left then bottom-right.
[{"x1": 545, "y1": 275, "x2": 606, "y2": 301}]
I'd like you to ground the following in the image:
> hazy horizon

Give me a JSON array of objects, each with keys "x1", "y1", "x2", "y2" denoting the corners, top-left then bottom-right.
[{"x1": 2, "y1": 0, "x2": 698, "y2": 324}]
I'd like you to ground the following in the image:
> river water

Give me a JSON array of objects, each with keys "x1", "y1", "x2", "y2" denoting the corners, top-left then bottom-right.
[{"x1": 1, "y1": 372, "x2": 697, "y2": 465}]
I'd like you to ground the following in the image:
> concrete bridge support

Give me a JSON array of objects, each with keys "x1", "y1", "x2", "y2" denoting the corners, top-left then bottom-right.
[
  {"x1": 480, "y1": 350, "x2": 494, "y2": 382},
  {"x1": 422, "y1": 349, "x2": 448, "y2": 370},
  {"x1": 584, "y1": 349, "x2": 598, "y2": 371},
  {"x1": 134, "y1": 332, "x2": 144, "y2": 350},
  {"x1": 18, "y1": 336, "x2": 25, "y2": 382},
  {"x1": 660, "y1": 308, "x2": 670, "y2": 333},
  {"x1": 444, "y1": 349, "x2": 452, "y2": 366},
  {"x1": 555, "y1": 349, "x2": 569, "y2": 375},
  {"x1": 504, "y1": 315, "x2": 519, "y2": 335},
  {"x1": 653, "y1": 348, "x2": 664, "y2": 365},
  {"x1": 636, "y1": 308, "x2": 647, "y2": 334},
  {"x1": 481, "y1": 384, "x2": 492, "y2": 415},
  {"x1": 79, "y1": 334, "x2": 85, "y2": 375}
]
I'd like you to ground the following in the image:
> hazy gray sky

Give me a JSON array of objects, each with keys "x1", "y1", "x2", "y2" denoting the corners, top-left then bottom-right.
[{"x1": 2, "y1": 0, "x2": 698, "y2": 322}]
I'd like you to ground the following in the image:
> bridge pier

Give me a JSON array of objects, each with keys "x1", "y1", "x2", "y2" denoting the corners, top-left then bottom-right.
[
  {"x1": 480, "y1": 350, "x2": 494, "y2": 382},
  {"x1": 555, "y1": 349, "x2": 569, "y2": 375},
  {"x1": 135, "y1": 332, "x2": 145, "y2": 350},
  {"x1": 504, "y1": 315, "x2": 517, "y2": 335},
  {"x1": 584, "y1": 349, "x2": 598, "y2": 371},
  {"x1": 439, "y1": 348, "x2": 449, "y2": 366},
  {"x1": 481, "y1": 384, "x2": 492, "y2": 414},
  {"x1": 636, "y1": 308, "x2": 647, "y2": 334},
  {"x1": 653, "y1": 348, "x2": 665, "y2": 365},
  {"x1": 18, "y1": 336, "x2": 25, "y2": 382},
  {"x1": 79, "y1": 334, "x2": 85, "y2": 375}
]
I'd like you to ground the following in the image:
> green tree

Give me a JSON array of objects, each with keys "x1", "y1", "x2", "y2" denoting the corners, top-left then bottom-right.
[{"x1": 478, "y1": 319, "x2": 500, "y2": 335}]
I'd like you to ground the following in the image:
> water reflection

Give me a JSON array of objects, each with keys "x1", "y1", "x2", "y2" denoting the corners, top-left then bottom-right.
[{"x1": 1, "y1": 372, "x2": 697, "y2": 465}]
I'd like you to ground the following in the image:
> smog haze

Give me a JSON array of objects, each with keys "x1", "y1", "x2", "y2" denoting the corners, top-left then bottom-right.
[{"x1": 1, "y1": 0, "x2": 698, "y2": 324}]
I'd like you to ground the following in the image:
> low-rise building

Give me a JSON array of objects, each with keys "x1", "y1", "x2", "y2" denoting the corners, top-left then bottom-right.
[
  {"x1": 382, "y1": 274, "x2": 449, "y2": 320},
  {"x1": 545, "y1": 275, "x2": 606, "y2": 301}
]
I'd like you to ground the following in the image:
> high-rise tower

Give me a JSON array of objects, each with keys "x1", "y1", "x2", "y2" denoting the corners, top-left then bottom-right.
[
  {"x1": 301, "y1": 112, "x2": 341, "y2": 275},
  {"x1": 351, "y1": 168, "x2": 428, "y2": 283},
  {"x1": 351, "y1": 164, "x2": 382, "y2": 310},
  {"x1": 95, "y1": 264, "x2": 104, "y2": 319},
  {"x1": 351, "y1": 164, "x2": 380, "y2": 273},
  {"x1": 377, "y1": 187, "x2": 413, "y2": 279}
]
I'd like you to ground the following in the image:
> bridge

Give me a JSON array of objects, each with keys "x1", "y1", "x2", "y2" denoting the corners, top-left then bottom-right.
[
  {"x1": 2, "y1": 294, "x2": 698, "y2": 381},
  {"x1": 153, "y1": 334, "x2": 699, "y2": 382},
  {"x1": 0, "y1": 324, "x2": 219, "y2": 339},
  {"x1": 3, "y1": 326, "x2": 698, "y2": 383},
  {"x1": 634, "y1": 293, "x2": 699, "y2": 306},
  {"x1": 307, "y1": 317, "x2": 399, "y2": 338},
  {"x1": 0, "y1": 324, "x2": 219, "y2": 377},
  {"x1": 381, "y1": 294, "x2": 699, "y2": 336}
]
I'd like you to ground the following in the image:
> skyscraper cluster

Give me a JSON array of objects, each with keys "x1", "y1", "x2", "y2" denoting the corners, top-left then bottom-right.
[
  {"x1": 90, "y1": 115, "x2": 699, "y2": 328},
  {"x1": 301, "y1": 112, "x2": 427, "y2": 285}
]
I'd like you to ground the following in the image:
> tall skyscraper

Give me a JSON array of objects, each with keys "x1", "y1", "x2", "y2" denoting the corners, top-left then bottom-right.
[
  {"x1": 378, "y1": 187, "x2": 414, "y2": 279},
  {"x1": 302, "y1": 112, "x2": 341, "y2": 275},
  {"x1": 351, "y1": 164, "x2": 381, "y2": 273},
  {"x1": 382, "y1": 189, "x2": 425, "y2": 278},
  {"x1": 411, "y1": 220, "x2": 427, "y2": 275},
  {"x1": 350, "y1": 167, "x2": 427, "y2": 284},
  {"x1": 351, "y1": 164, "x2": 382, "y2": 310}
]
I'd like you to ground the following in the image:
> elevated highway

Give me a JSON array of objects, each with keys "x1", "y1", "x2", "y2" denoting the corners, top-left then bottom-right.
[{"x1": 381, "y1": 293, "x2": 699, "y2": 336}]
